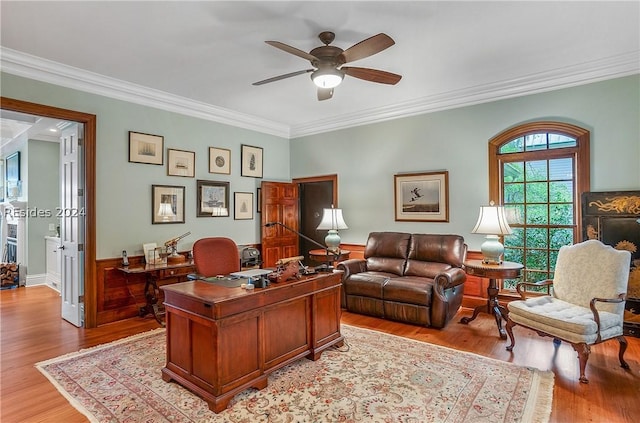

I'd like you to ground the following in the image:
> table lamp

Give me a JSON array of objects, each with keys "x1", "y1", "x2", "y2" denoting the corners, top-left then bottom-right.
[
  {"x1": 316, "y1": 206, "x2": 348, "y2": 254},
  {"x1": 471, "y1": 201, "x2": 512, "y2": 264}
]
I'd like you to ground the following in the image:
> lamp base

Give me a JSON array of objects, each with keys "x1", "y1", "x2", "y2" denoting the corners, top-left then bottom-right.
[
  {"x1": 324, "y1": 230, "x2": 341, "y2": 255},
  {"x1": 480, "y1": 235, "x2": 504, "y2": 265}
]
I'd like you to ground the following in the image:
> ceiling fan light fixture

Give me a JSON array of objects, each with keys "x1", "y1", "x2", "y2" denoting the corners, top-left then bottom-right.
[{"x1": 311, "y1": 68, "x2": 344, "y2": 88}]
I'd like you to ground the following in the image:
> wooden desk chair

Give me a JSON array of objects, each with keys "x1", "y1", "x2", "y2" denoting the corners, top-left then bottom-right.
[
  {"x1": 192, "y1": 237, "x2": 240, "y2": 278},
  {"x1": 505, "y1": 239, "x2": 631, "y2": 383}
]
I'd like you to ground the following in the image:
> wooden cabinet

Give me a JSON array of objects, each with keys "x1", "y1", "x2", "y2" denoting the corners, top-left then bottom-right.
[
  {"x1": 45, "y1": 236, "x2": 61, "y2": 290},
  {"x1": 161, "y1": 271, "x2": 343, "y2": 412}
]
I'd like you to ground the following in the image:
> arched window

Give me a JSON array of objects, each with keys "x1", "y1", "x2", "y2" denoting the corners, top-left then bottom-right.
[{"x1": 489, "y1": 121, "x2": 590, "y2": 289}]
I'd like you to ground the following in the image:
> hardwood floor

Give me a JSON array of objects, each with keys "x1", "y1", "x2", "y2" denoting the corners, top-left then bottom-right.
[{"x1": 1, "y1": 285, "x2": 639, "y2": 422}]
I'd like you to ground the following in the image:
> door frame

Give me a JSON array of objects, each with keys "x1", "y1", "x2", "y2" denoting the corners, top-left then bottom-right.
[
  {"x1": 293, "y1": 174, "x2": 338, "y2": 205},
  {"x1": 1, "y1": 97, "x2": 97, "y2": 328}
]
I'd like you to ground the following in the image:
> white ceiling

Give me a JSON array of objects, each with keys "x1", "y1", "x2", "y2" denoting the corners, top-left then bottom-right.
[{"x1": 1, "y1": 1, "x2": 639, "y2": 139}]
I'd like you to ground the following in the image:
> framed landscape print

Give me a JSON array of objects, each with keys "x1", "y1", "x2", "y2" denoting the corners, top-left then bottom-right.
[
  {"x1": 129, "y1": 131, "x2": 163, "y2": 165},
  {"x1": 394, "y1": 171, "x2": 449, "y2": 222},
  {"x1": 209, "y1": 147, "x2": 231, "y2": 174},
  {"x1": 197, "y1": 180, "x2": 229, "y2": 217},
  {"x1": 241, "y1": 144, "x2": 263, "y2": 178},
  {"x1": 234, "y1": 192, "x2": 254, "y2": 220},
  {"x1": 152, "y1": 184, "x2": 185, "y2": 224},
  {"x1": 167, "y1": 149, "x2": 195, "y2": 177}
]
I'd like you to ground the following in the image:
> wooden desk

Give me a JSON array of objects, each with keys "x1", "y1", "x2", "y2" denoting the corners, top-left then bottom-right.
[
  {"x1": 118, "y1": 260, "x2": 194, "y2": 325},
  {"x1": 459, "y1": 259, "x2": 523, "y2": 339},
  {"x1": 309, "y1": 249, "x2": 350, "y2": 266},
  {"x1": 161, "y1": 271, "x2": 343, "y2": 413}
]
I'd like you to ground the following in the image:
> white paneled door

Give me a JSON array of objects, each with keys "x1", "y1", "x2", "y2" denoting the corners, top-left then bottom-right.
[{"x1": 60, "y1": 124, "x2": 84, "y2": 327}]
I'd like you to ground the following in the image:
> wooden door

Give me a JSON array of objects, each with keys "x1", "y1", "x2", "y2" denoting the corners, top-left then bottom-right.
[
  {"x1": 60, "y1": 123, "x2": 84, "y2": 327},
  {"x1": 260, "y1": 181, "x2": 299, "y2": 267}
]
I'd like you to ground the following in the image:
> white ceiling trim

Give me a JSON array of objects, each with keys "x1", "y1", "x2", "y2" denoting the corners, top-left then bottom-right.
[
  {"x1": 0, "y1": 48, "x2": 291, "y2": 139},
  {"x1": 290, "y1": 51, "x2": 640, "y2": 137},
  {"x1": 2, "y1": 47, "x2": 638, "y2": 140}
]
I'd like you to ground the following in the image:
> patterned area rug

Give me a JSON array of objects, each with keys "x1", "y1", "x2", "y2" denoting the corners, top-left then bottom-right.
[{"x1": 36, "y1": 324, "x2": 553, "y2": 422}]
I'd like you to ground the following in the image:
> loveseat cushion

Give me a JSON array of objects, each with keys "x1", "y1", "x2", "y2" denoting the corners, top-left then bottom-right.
[
  {"x1": 364, "y1": 232, "x2": 411, "y2": 275},
  {"x1": 343, "y1": 272, "x2": 392, "y2": 299},
  {"x1": 383, "y1": 276, "x2": 434, "y2": 306},
  {"x1": 405, "y1": 234, "x2": 466, "y2": 278}
]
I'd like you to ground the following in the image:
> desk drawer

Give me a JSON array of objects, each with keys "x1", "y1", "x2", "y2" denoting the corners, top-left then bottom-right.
[{"x1": 158, "y1": 266, "x2": 193, "y2": 279}]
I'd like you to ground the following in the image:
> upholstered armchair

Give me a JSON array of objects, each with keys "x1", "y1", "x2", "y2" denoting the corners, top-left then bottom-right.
[
  {"x1": 505, "y1": 239, "x2": 631, "y2": 383},
  {"x1": 192, "y1": 237, "x2": 240, "y2": 278}
]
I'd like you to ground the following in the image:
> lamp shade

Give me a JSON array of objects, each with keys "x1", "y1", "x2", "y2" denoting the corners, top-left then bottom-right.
[
  {"x1": 472, "y1": 202, "x2": 512, "y2": 264},
  {"x1": 316, "y1": 207, "x2": 348, "y2": 254},
  {"x1": 471, "y1": 204, "x2": 512, "y2": 236},
  {"x1": 316, "y1": 208, "x2": 348, "y2": 230}
]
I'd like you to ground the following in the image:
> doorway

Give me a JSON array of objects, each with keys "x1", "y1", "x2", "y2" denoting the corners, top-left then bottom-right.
[
  {"x1": 260, "y1": 175, "x2": 337, "y2": 268},
  {"x1": 0, "y1": 97, "x2": 97, "y2": 327},
  {"x1": 294, "y1": 174, "x2": 337, "y2": 265}
]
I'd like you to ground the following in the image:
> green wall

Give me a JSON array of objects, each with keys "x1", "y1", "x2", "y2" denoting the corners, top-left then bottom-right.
[
  {"x1": 2, "y1": 72, "x2": 638, "y2": 257},
  {"x1": 1, "y1": 72, "x2": 291, "y2": 259},
  {"x1": 291, "y1": 75, "x2": 640, "y2": 250}
]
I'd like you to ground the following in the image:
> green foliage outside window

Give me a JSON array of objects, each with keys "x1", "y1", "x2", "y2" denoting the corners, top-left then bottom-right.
[{"x1": 500, "y1": 135, "x2": 577, "y2": 291}]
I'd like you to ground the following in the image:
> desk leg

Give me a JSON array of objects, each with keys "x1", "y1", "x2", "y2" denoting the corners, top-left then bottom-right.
[
  {"x1": 459, "y1": 278, "x2": 507, "y2": 339},
  {"x1": 140, "y1": 274, "x2": 165, "y2": 327}
]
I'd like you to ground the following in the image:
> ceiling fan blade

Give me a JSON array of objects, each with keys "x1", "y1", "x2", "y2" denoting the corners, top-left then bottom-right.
[
  {"x1": 317, "y1": 88, "x2": 333, "y2": 101},
  {"x1": 342, "y1": 67, "x2": 402, "y2": 85},
  {"x1": 339, "y1": 33, "x2": 395, "y2": 64},
  {"x1": 265, "y1": 41, "x2": 318, "y2": 62},
  {"x1": 252, "y1": 69, "x2": 314, "y2": 86}
]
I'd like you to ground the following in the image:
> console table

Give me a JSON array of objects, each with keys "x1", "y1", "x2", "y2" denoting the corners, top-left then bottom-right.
[
  {"x1": 161, "y1": 271, "x2": 343, "y2": 412},
  {"x1": 118, "y1": 260, "x2": 194, "y2": 326},
  {"x1": 459, "y1": 259, "x2": 523, "y2": 339}
]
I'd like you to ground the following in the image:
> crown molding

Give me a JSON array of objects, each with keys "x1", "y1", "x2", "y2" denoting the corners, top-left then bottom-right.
[
  {"x1": 290, "y1": 51, "x2": 640, "y2": 137},
  {"x1": 0, "y1": 48, "x2": 291, "y2": 138},
  {"x1": 2, "y1": 48, "x2": 638, "y2": 140}
]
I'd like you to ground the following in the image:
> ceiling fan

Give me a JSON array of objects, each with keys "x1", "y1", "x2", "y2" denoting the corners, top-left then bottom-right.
[{"x1": 253, "y1": 31, "x2": 402, "y2": 101}]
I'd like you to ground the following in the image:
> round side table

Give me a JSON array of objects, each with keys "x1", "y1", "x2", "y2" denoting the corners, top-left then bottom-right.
[{"x1": 459, "y1": 259, "x2": 523, "y2": 339}]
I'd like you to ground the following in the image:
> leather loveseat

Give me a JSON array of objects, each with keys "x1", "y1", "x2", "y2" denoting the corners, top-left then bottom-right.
[{"x1": 337, "y1": 232, "x2": 467, "y2": 328}]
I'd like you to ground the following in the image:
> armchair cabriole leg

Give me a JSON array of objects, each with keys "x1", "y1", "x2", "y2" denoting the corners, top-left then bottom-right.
[
  {"x1": 505, "y1": 317, "x2": 516, "y2": 351},
  {"x1": 617, "y1": 336, "x2": 630, "y2": 370},
  {"x1": 572, "y1": 342, "x2": 591, "y2": 384}
]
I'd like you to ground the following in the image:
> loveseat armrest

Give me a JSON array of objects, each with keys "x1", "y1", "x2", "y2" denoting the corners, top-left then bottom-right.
[
  {"x1": 433, "y1": 267, "x2": 466, "y2": 293},
  {"x1": 336, "y1": 259, "x2": 368, "y2": 280},
  {"x1": 431, "y1": 267, "x2": 467, "y2": 329}
]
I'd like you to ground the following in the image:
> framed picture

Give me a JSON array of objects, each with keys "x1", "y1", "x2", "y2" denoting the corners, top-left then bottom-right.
[
  {"x1": 209, "y1": 147, "x2": 231, "y2": 174},
  {"x1": 394, "y1": 171, "x2": 449, "y2": 222},
  {"x1": 0, "y1": 158, "x2": 4, "y2": 202},
  {"x1": 241, "y1": 144, "x2": 263, "y2": 178},
  {"x1": 5, "y1": 152, "x2": 20, "y2": 199},
  {"x1": 6, "y1": 151, "x2": 20, "y2": 181},
  {"x1": 256, "y1": 187, "x2": 262, "y2": 213},
  {"x1": 234, "y1": 192, "x2": 254, "y2": 220},
  {"x1": 197, "y1": 180, "x2": 230, "y2": 217},
  {"x1": 129, "y1": 131, "x2": 164, "y2": 165},
  {"x1": 152, "y1": 184, "x2": 185, "y2": 224},
  {"x1": 167, "y1": 149, "x2": 195, "y2": 177}
]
